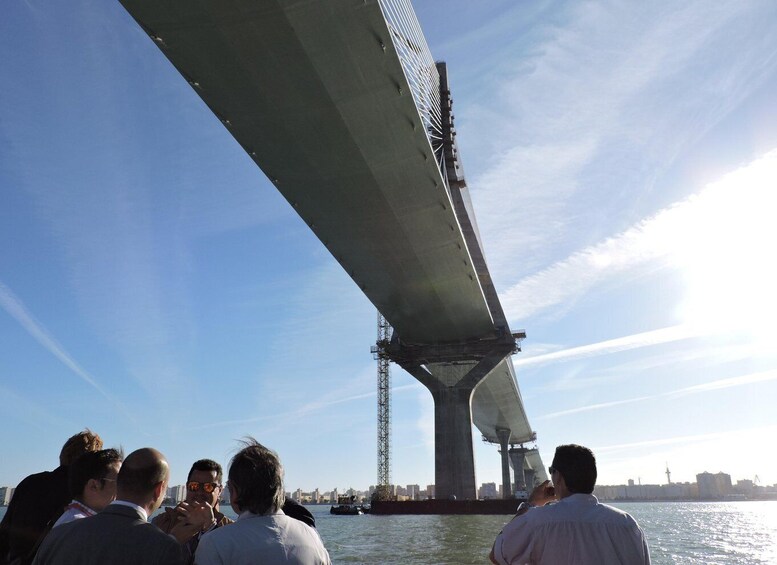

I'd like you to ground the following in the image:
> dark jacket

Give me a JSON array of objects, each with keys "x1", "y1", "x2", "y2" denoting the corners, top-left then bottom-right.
[
  {"x1": 0, "y1": 466, "x2": 70, "y2": 564},
  {"x1": 281, "y1": 497, "x2": 316, "y2": 528},
  {"x1": 31, "y1": 504, "x2": 185, "y2": 565}
]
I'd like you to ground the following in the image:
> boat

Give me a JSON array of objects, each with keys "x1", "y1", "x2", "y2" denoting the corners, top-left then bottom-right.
[{"x1": 330, "y1": 495, "x2": 367, "y2": 515}]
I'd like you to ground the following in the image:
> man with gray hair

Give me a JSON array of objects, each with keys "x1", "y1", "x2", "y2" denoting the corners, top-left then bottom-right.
[{"x1": 194, "y1": 439, "x2": 330, "y2": 565}]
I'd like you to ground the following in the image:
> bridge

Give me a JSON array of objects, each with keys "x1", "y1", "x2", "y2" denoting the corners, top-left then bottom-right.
[{"x1": 120, "y1": 0, "x2": 547, "y2": 499}]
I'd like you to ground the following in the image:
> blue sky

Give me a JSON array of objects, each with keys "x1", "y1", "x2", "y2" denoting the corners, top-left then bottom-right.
[{"x1": 2, "y1": 0, "x2": 777, "y2": 492}]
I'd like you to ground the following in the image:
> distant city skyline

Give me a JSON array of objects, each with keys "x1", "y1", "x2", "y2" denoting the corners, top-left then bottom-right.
[
  {"x1": 1, "y1": 2, "x2": 777, "y2": 491},
  {"x1": 4, "y1": 465, "x2": 775, "y2": 501}
]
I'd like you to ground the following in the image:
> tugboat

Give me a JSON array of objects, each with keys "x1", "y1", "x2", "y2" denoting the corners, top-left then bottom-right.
[{"x1": 330, "y1": 495, "x2": 367, "y2": 515}]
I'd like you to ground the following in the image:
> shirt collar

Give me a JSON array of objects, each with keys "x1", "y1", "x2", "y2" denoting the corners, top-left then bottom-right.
[
  {"x1": 110, "y1": 500, "x2": 149, "y2": 521},
  {"x1": 560, "y1": 493, "x2": 598, "y2": 505},
  {"x1": 67, "y1": 500, "x2": 97, "y2": 516},
  {"x1": 237, "y1": 509, "x2": 285, "y2": 521}
]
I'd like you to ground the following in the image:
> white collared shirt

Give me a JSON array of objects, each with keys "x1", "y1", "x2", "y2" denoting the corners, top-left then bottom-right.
[
  {"x1": 195, "y1": 509, "x2": 330, "y2": 565},
  {"x1": 110, "y1": 499, "x2": 149, "y2": 522},
  {"x1": 492, "y1": 493, "x2": 651, "y2": 565},
  {"x1": 53, "y1": 500, "x2": 97, "y2": 528}
]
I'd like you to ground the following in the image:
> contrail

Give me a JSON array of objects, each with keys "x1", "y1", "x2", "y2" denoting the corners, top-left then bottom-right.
[
  {"x1": 0, "y1": 280, "x2": 137, "y2": 424},
  {"x1": 539, "y1": 368, "x2": 777, "y2": 420},
  {"x1": 191, "y1": 383, "x2": 422, "y2": 431},
  {"x1": 514, "y1": 324, "x2": 704, "y2": 368}
]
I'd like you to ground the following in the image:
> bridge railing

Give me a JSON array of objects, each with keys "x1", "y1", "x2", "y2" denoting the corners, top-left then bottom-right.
[{"x1": 377, "y1": 0, "x2": 446, "y2": 186}]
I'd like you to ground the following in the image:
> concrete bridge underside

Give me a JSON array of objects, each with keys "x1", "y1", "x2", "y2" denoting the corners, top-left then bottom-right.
[{"x1": 120, "y1": 0, "x2": 542, "y2": 499}]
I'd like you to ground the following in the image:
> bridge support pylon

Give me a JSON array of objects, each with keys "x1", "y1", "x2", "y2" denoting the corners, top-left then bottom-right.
[
  {"x1": 496, "y1": 428, "x2": 512, "y2": 499},
  {"x1": 524, "y1": 467, "x2": 537, "y2": 490},
  {"x1": 389, "y1": 336, "x2": 516, "y2": 500},
  {"x1": 509, "y1": 447, "x2": 529, "y2": 493}
]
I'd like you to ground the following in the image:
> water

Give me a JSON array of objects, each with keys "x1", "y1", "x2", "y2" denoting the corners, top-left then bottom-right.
[
  {"x1": 308, "y1": 502, "x2": 777, "y2": 564},
  {"x1": 3, "y1": 501, "x2": 776, "y2": 563}
]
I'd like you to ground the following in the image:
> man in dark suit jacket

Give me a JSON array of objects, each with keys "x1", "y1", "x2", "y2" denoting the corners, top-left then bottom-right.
[
  {"x1": 32, "y1": 448, "x2": 190, "y2": 565},
  {"x1": 0, "y1": 429, "x2": 103, "y2": 564}
]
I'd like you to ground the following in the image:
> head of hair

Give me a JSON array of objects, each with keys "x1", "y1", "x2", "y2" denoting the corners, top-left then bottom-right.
[
  {"x1": 228, "y1": 438, "x2": 284, "y2": 515},
  {"x1": 68, "y1": 448, "x2": 124, "y2": 499},
  {"x1": 552, "y1": 444, "x2": 597, "y2": 494},
  {"x1": 117, "y1": 448, "x2": 169, "y2": 499},
  {"x1": 60, "y1": 429, "x2": 103, "y2": 466},
  {"x1": 188, "y1": 459, "x2": 223, "y2": 483}
]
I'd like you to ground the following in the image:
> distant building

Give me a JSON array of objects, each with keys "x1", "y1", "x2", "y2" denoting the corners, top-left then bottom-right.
[
  {"x1": 697, "y1": 472, "x2": 732, "y2": 499},
  {"x1": 594, "y1": 481, "x2": 696, "y2": 501},
  {"x1": 426, "y1": 484, "x2": 435, "y2": 499},
  {"x1": 313, "y1": 488, "x2": 320, "y2": 504},
  {"x1": 0, "y1": 486, "x2": 14, "y2": 506},
  {"x1": 478, "y1": 482, "x2": 498, "y2": 500},
  {"x1": 166, "y1": 484, "x2": 185, "y2": 505},
  {"x1": 406, "y1": 484, "x2": 420, "y2": 500}
]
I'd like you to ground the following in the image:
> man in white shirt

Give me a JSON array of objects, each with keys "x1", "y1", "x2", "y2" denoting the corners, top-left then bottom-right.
[
  {"x1": 490, "y1": 444, "x2": 651, "y2": 565},
  {"x1": 52, "y1": 448, "x2": 123, "y2": 527},
  {"x1": 194, "y1": 439, "x2": 331, "y2": 565}
]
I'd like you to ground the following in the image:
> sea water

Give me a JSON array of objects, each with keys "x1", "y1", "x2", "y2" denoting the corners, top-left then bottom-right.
[
  {"x1": 305, "y1": 501, "x2": 777, "y2": 564},
  {"x1": 3, "y1": 501, "x2": 776, "y2": 563}
]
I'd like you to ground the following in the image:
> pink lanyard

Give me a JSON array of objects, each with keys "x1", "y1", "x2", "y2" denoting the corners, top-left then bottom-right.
[{"x1": 65, "y1": 500, "x2": 96, "y2": 517}]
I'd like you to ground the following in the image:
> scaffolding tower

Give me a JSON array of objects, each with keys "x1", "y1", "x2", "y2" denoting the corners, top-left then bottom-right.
[{"x1": 372, "y1": 311, "x2": 392, "y2": 500}]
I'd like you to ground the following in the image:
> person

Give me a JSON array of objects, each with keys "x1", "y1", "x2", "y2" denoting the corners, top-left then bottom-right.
[
  {"x1": 152, "y1": 457, "x2": 315, "y2": 560},
  {"x1": 152, "y1": 459, "x2": 233, "y2": 562},
  {"x1": 0, "y1": 429, "x2": 103, "y2": 564},
  {"x1": 490, "y1": 444, "x2": 651, "y2": 565},
  {"x1": 32, "y1": 448, "x2": 190, "y2": 565},
  {"x1": 52, "y1": 448, "x2": 123, "y2": 527},
  {"x1": 194, "y1": 439, "x2": 331, "y2": 565}
]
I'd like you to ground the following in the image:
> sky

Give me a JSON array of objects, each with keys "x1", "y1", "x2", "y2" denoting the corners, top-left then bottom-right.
[{"x1": 1, "y1": 0, "x2": 777, "y2": 493}]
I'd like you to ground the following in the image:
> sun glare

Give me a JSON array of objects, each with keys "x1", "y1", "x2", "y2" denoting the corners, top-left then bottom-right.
[{"x1": 674, "y1": 150, "x2": 777, "y2": 346}]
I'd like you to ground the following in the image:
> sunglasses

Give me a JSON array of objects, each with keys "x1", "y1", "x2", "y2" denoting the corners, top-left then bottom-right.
[{"x1": 187, "y1": 481, "x2": 221, "y2": 493}]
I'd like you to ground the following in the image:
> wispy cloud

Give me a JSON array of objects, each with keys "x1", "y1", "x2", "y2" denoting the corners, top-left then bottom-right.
[
  {"x1": 191, "y1": 383, "x2": 421, "y2": 431},
  {"x1": 539, "y1": 368, "x2": 777, "y2": 420},
  {"x1": 669, "y1": 369, "x2": 777, "y2": 396},
  {"x1": 501, "y1": 148, "x2": 777, "y2": 323},
  {"x1": 514, "y1": 324, "x2": 703, "y2": 368},
  {"x1": 466, "y1": 0, "x2": 777, "y2": 287},
  {"x1": 0, "y1": 280, "x2": 136, "y2": 423},
  {"x1": 594, "y1": 424, "x2": 777, "y2": 454}
]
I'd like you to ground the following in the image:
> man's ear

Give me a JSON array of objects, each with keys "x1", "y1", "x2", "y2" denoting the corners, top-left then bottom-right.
[
  {"x1": 86, "y1": 478, "x2": 102, "y2": 492},
  {"x1": 153, "y1": 481, "x2": 165, "y2": 502}
]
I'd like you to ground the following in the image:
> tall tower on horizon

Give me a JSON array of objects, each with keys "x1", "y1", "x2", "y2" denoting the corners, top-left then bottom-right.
[{"x1": 665, "y1": 462, "x2": 672, "y2": 484}]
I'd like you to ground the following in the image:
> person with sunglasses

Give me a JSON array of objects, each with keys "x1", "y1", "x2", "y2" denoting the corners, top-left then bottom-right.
[
  {"x1": 152, "y1": 459, "x2": 231, "y2": 561},
  {"x1": 489, "y1": 444, "x2": 650, "y2": 565}
]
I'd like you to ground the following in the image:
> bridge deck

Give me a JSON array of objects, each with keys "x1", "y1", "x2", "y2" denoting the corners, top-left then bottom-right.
[{"x1": 120, "y1": 0, "x2": 535, "y2": 446}]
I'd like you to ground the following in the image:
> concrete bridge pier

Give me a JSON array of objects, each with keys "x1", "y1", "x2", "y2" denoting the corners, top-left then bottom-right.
[
  {"x1": 509, "y1": 447, "x2": 528, "y2": 492},
  {"x1": 496, "y1": 428, "x2": 512, "y2": 499},
  {"x1": 396, "y1": 342, "x2": 514, "y2": 501},
  {"x1": 524, "y1": 467, "x2": 537, "y2": 490}
]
